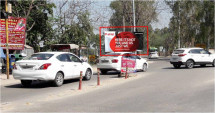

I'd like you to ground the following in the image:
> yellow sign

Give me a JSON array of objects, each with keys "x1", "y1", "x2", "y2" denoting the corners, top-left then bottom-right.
[
  {"x1": 195, "y1": 44, "x2": 206, "y2": 49},
  {"x1": 89, "y1": 55, "x2": 96, "y2": 62}
]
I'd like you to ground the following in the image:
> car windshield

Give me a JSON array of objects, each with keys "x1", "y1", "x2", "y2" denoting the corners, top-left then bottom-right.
[
  {"x1": 173, "y1": 50, "x2": 184, "y2": 54},
  {"x1": 24, "y1": 53, "x2": 54, "y2": 60}
]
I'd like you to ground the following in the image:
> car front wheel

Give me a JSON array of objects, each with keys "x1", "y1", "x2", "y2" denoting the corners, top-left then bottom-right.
[
  {"x1": 186, "y1": 60, "x2": 194, "y2": 69},
  {"x1": 84, "y1": 69, "x2": 92, "y2": 80},
  {"x1": 21, "y1": 80, "x2": 32, "y2": 87},
  {"x1": 53, "y1": 72, "x2": 64, "y2": 87}
]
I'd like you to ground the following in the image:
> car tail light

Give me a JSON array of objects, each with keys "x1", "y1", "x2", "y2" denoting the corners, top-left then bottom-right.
[
  {"x1": 112, "y1": 59, "x2": 118, "y2": 63},
  {"x1": 39, "y1": 63, "x2": 51, "y2": 70},
  {"x1": 13, "y1": 64, "x2": 17, "y2": 70},
  {"x1": 178, "y1": 54, "x2": 187, "y2": 57}
]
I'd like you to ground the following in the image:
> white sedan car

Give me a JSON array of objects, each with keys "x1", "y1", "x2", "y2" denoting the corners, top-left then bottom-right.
[
  {"x1": 97, "y1": 52, "x2": 148, "y2": 74},
  {"x1": 13, "y1": 52, "x2": 93, "y2": 87}
]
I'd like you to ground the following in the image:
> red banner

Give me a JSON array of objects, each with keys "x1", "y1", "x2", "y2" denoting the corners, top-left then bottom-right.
[
  {"x1": 0, "y1": 16, "x2": 26, "y2": 50},
  {"x1": 121, "y1": 57, "x2": 136, "y2": 73}
]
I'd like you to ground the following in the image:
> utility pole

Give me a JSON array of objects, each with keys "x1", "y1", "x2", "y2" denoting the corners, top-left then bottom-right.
[
  {"x1": 5, "y1": 0, "x2": 12, "y2": 79},
  {"x1": 132, "y1": 0, "x2": 136, "y2": 32},
  {"x1": 123, "y1": 15, "x2": 125, "y2": 32},
  {"x1": 178, "y1": 1, "x2": 181, "y2": 49}
]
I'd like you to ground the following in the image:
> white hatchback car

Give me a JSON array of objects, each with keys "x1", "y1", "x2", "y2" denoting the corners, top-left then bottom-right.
[
  {"x1": 13, "y1": 52, "x2": 93, "y2": 87},
  {"x1": 170, "y1": 48, "x2": 215, "y2": 68},
  {"x1": 97, "y1": 52, "x2": 148, "y2": 74}
]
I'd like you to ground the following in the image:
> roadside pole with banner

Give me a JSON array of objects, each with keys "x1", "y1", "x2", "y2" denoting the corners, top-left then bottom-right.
[
  {"x1": 0, "y1": 16, "x2": 26, "y2": 78},
  {"x1": 121, "y1": 56, "x2": 136, "y2": 77}
]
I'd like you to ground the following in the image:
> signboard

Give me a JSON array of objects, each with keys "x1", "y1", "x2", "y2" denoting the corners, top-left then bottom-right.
[
  {"x1": 110, "y1": 32, "x2": 139, "y2": 52},
  {"x1": 104, "y1": 31, "x2": 115, "y2": 52},
  {"x1": 121, "y1": 57, "x2": 136, "y2": 73},
  {"x1": 195, "y1": 44, "x2": 206, "y2": 49},
  {"x1": 100, "y1": 26, "x2": 149, "y2": 56},
  {"x1": 0, "y1": 17, "x2": 26, "y2": 50},
  {"x1": 104, "y1": 31, "x2": 143, "y2": 52}
]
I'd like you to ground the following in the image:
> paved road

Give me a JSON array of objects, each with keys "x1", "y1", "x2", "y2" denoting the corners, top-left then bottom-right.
[{"x1": 1, "y1": 59, "x2": 214, "y2": 112}]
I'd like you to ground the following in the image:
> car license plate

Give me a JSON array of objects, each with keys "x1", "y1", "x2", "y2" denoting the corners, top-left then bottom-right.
[
  {"x1": 173, "y1": 58, "x2": 178, "y2": 60},
  {"x1": 102, "y1": 60, "x2": 109, "y2": 63},
  {"x1": 21, "y1": 66, "x2": 34, "y2": 70}
]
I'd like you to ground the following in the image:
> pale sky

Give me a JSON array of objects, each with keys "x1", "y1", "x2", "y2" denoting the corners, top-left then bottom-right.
[{"x1": 51, "y1": 0, "x2": 173, "y2": 33}]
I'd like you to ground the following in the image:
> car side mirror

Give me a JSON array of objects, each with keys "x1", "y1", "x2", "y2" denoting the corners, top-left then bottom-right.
[{"x1": 209, "y1": 52, "x2": 211, "y2": 55}]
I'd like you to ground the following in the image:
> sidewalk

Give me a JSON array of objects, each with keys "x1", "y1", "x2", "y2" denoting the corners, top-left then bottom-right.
[
  {"x1": 0, "y1": 65, "x2": 98, "y2": 86},
  {"x1": 0, "y1": 74, "x2": 20, "y2": 86}
]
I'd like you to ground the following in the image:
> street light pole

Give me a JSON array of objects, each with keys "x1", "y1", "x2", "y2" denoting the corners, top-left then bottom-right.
[
  {"x1": 132, "y1": 0, "x2": 136, "y2": 32},
  {"x1": 5, "y1": 0, "x2": 10, "y2": 79}
]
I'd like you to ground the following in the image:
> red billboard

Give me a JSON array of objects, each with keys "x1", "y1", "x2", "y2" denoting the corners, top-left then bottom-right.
[
  {"x1": 99, "y1": 26, "x2": 149, "y2": 56},
  {"x1": 0, "y1": 16, "x2": 26, "y2": 50}
]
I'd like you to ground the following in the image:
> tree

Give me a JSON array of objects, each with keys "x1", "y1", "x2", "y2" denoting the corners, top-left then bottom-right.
[
  {"x1": 166, "y1": 0, "x2": 214, "y2": 50},
  {"x1": 109, "y1": 0, "x2": 158, "y2": 30},
  {"x1": 109, "y1": 0, "x2": 158, "y2": 54}
]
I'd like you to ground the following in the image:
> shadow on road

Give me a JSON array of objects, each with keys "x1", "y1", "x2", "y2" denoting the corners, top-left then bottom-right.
[
  {"x1": 163, "y1": 65, "x2": 214, "y2": 70},
  {"x1": 4, "y1": 79, "x2": 81, "y2": 89},
  {"x1": 148, "y1": 58, "x2": 170, "y2": 61}
]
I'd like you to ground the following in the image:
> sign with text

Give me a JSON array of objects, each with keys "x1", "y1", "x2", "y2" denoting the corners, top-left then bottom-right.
[
  {"x1": 110, "y1": 32, "x2": 139, "y2": 52},
  {"x1": 121, "y1": 57, "x2": 136, "y2": 73},
  {"x1": 0, "y1": 17, "x2": 26, "y2": 50},
  {"x1": 100, "y1": 26, "x2": 149, "y2": 56}
]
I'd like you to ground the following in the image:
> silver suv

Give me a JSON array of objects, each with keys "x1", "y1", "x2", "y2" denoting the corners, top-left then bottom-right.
[{"x1": 170, "y1": 48, "x2": 215, "y2": 68}]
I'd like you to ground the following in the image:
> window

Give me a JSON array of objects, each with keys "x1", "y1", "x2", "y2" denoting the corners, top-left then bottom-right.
[
  {"x1": 173, "y1": 50, "x2": 184, "y2": 54},
  {"x1": 57, "y1": 54, "x2": 70, "y2": 62},
  {"x1": 68, "y1": 54, "x2": 81, "y2": 62},
  {"x1": 200, "y1": 50, "x2": 209, "y2": 54},
  {"x1": 189, "y1": 49, "x2": 201, "y2": 54},
  {"x1": 24, "y1": 53, "x2": 53, "y2": 60}
]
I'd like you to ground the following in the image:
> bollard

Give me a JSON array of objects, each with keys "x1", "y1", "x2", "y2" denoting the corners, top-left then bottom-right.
[
  {"x1": 78, "y1": 71, "x2": 83, "y2": 90},
  {"x1": 125, "y1": 66, "x2": 128, "y2": 79},
  {"x1": 97, "y1": 68, "x2": 100, "y2": 86}
]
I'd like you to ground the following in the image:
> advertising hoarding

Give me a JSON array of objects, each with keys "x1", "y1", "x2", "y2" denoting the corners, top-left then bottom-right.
[{"x1": 0, "y1": 17, "x2": 26, "y2": 50}]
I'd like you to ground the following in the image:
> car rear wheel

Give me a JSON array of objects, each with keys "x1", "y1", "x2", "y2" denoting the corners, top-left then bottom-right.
[
  {"x1": 84, "y1": 69, "x2": 92, "y2": 80},
  {"x1": 53, "y1": 72, "x2": 64, "y2": 87},
  {"x1": 100, "y1": 70, "x2": 107, "y2": 74},
  {"x1": 212, "y1": 59, "x2": 215, "y2": 67},
  {"x1": 21, "y1": 80, "x2": 32, "y2": 87},
  {"x1": 186, "y1": 60, "x2": 194, "y2": 69},
  {"x1": 142, "y1": 63, "x2": 147, "y2": 72},
  {"x1": 173, "y1": 64, "x2": 181, "y2": 69}
]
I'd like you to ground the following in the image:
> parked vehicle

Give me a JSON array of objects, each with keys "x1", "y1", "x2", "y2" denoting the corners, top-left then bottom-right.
[
  {"x1": 148, "y1": 52, "x2": 159, "y2": 59},
  {"x1": 97, "y1": 52, "x2": 148, "y2": 74},
  {"x1": 0, "y1": 47, "x2": 6, "y2": 73},
  {"x1": 13, "y1": 52, "x2": 93, "y2": 87},
  {"x1": 170, "y1": 48, "x2": 215, "y2": 69}
]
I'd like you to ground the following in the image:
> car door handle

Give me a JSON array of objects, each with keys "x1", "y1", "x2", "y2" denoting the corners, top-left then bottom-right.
[
  {"x1": 61, "y1": 65, "x2": 64, "y2": 67},
  {"x1": 74, "y1": 65, "x2": 77, "y2": 66}
]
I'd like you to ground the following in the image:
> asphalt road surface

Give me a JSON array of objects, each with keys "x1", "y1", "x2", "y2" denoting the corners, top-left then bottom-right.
[{"x1": 1, "y1": 58, "x2": 214, "y2": 112}]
